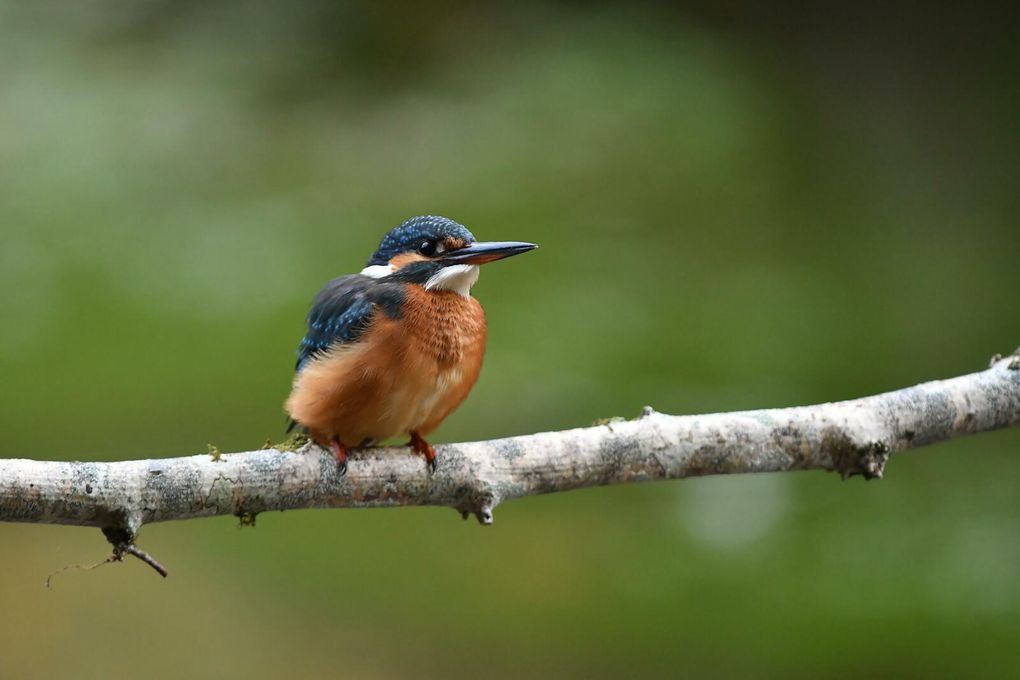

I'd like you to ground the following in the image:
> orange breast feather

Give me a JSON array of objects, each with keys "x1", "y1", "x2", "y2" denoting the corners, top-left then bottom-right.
[{"x1": 286, "y1": 288, "x2": 487, "y2": 447}]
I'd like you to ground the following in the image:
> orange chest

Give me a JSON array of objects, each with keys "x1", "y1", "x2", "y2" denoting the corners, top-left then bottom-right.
[{"x1": 399, "y1": 288, "x2": 487, "y2": 367}]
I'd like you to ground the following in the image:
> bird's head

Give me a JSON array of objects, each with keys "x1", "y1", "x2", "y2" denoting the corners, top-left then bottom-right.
[{"x1": 361, "y1": 215, "x2": 536, "y2": 296}]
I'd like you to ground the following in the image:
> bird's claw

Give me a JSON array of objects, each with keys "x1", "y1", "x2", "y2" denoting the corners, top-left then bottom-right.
[
  {"x1": 330, "y1": 438, "x2": 349, "y2": 477},
  {"x1": 409, "y1": 432, "x2": 438, "y2": 475}
]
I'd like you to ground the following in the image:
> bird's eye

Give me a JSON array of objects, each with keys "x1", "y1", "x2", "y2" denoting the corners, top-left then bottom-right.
[{"x1": 418, "y1": 240, "x2": 440, "y2": 256}]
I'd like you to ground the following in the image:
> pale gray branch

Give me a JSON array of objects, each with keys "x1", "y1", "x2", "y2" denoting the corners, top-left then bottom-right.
[{"x1": 3, "y1": 354, "x2": 1019, "y2": 572}]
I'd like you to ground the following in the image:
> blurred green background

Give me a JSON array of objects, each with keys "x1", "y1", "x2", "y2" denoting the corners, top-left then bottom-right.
[{"x1": 1, "y1": 1, "x2": 1018, "y2": 678}]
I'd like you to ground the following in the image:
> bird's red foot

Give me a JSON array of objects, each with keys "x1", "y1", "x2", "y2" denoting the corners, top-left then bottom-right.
[
  {"x1": 409, "y1": 432, "x2": 437, "y2": 474},
  {"x1": 330, "y1": 437, "x2": 348, "y2": 476}
]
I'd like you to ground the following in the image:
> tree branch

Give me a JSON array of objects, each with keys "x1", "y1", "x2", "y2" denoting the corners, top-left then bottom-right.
[{"x1": 3, "y1": 353, "x2": 1019, "y2": 574}]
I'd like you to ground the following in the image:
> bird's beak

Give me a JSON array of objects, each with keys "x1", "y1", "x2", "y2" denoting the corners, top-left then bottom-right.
[{"x1": 440, "y1": 241, "x2": 538, "y2": 265}]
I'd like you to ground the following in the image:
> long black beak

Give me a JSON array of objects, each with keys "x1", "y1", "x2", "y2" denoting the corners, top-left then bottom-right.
[{"x1": 440, "y1": 241, "x2": 537, "y2": 265}]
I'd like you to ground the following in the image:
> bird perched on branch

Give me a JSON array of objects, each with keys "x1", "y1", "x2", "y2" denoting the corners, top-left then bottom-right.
[{"x1": 285, "y1": 215, "x2": 537, "y2": 474}]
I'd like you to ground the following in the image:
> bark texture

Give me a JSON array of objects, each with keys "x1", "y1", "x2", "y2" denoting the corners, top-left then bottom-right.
[{"x1": 2, "y1": 356, "x2": 1018, "y2": 555}]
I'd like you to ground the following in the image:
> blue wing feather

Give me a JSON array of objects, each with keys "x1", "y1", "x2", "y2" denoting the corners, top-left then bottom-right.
[
  {"x1": 288, "y1": 274, "x2": 405, "y2": 434},
  {"x1": 293, "y1": 274, "x2": 407, "y2": 372},
  {"x1": 296, "y1": 276, "x2": 375, "y2": 372}
]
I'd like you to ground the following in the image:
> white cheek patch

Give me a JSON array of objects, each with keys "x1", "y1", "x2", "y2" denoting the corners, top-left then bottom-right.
[
  {"x1": 360, "y1": 264, "x2": 394, "y2": 279},
  {"x1": 424, "y1": 264, "x2": 480, "y2": 297}
]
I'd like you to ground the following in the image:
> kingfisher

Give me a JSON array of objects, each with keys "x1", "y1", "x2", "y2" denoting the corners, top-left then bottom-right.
[{"x1": 285, "y1": 215, "x2": 537, "y2": 474}]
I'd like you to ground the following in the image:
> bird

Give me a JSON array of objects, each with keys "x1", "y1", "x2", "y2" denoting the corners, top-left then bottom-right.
[{"x1": 285, "y1": 215, "x2": 537, "y2": 474}]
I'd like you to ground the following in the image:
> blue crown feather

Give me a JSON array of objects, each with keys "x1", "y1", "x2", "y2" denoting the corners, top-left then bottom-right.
[{"x1": 366, "y1": 215, "x2": 475, "y2": 266}]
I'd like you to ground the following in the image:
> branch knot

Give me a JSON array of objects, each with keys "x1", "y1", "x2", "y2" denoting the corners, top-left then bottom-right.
[{"x1": 822, "y1": 429, "x2": 890, "y2": 481}]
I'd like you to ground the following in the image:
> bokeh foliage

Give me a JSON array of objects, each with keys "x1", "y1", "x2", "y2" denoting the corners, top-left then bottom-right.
[{"x1": 1, "y1": 2, "x2": 1018, "y2": 678}]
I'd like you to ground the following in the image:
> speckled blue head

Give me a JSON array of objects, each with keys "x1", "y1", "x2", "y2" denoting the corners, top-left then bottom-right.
[{"x1": 367, "y1": 215, "x2": 476, "y2": 267}]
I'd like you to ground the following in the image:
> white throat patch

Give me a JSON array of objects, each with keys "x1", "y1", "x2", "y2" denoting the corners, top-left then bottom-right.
[
  {"x1": 424, "y1": 264, "x2": 480, "y2": 297},
  {"x1": 360, "y1": 264, "x2": 394, "y2": 279}
]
